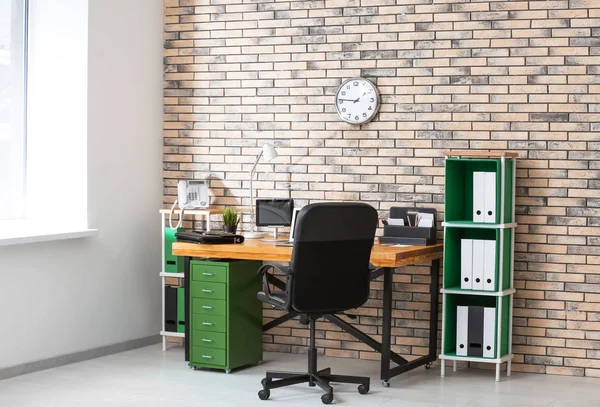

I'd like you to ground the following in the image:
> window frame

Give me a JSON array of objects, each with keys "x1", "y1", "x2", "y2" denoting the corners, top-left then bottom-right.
[{"x1": 0, "y1": 0, "x2": 28, "y2": 221}]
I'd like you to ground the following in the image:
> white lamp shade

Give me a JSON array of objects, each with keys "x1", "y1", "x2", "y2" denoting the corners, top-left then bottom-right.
[{"x1": 262, "y1": 143, "x2": 278, "y2": 161}]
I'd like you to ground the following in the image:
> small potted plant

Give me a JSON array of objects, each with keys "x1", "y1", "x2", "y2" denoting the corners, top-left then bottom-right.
[{"x1": 222, "y1": 207, "x2": 240, "y2": 234}]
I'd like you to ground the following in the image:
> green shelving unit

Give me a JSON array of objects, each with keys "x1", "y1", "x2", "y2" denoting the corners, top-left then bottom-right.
[{"x1": 439, "y1": 151, "x2": 517, "y2": 382}]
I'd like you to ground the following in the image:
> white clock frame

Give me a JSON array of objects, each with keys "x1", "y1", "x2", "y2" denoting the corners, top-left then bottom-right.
[{"x1": 334, "y1": 77, "x2": 380, "y2": 125}]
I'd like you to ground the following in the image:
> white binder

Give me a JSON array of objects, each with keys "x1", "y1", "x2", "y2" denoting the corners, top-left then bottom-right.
[
  {"x1": 456, "y1": 306, "x2": 469, "y2": 356},
  {"x1": 483, "y1": 240, "x2": 496, "y2": 291},
  {"x1": 472, "y1": 239, "x2": 484, "y2": 290},
  {"x1": 483, "y1": 307, "x2": 496, "y2": 358},
  {"x1": 484, "y1": 172, "x2": 496, "y2": 223},
  {"x1": 473, "y1": 172, "x2": 485, "y2": 222},
  {"x1": 461, "y1": 239, "x2": 473, "y2": 290}
]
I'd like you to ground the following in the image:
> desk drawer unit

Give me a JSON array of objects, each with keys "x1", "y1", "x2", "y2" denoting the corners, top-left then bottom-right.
[
  {"x1": 192, "y1": 347, "x2": 226, "y2": 367},
  {"x1": 192, "y1": 331, "x2": 226, "y2": 349},
  {"x1": 191, "y1": 281, "x2": 227, "y2": 300},
  {"x1": 191, "y1": 263, "x2": 227, "y2": 283},
  {"x1": 189, "y1": 260, "x2": 263, "y2": 372},
  {"x1": 192, "y1": 314, "x2": 227, "y2": 333},
  {"x1": 192, "y1": 298, "x2": 226, "y2": 316}
]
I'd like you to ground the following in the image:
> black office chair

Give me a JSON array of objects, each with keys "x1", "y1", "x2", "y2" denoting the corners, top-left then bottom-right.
[{"x1": 256, "y1": 202, "x2": 378, "y2": 405}]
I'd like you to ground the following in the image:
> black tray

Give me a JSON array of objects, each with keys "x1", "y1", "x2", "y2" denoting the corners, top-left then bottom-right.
[{"x1": 381, "y1": 207, "x2": 437, "y2": 246}]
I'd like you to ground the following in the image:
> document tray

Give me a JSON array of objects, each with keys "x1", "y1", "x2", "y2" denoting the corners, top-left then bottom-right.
[{"x1": 381, "y1": 207, "x2": 437, "y2": 246}]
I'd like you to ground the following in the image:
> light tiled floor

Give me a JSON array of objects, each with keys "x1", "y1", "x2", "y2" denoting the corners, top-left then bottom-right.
[{"x1": 1, "y1": 345, "x2": 600, "y2": 406}]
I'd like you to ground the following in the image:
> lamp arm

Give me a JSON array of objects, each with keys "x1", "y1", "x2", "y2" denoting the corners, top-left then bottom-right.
[
  {"x1": 250, "y1": 150, "x2": 263, "y2": 175},
  {"x1": 249, "y1": 151, "x2": 263, "y2": 231}
]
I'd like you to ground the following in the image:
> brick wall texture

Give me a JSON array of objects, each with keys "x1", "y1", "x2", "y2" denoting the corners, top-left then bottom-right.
[{"x1": 164, "y1": 0, "x2": 600, "y2": 377}]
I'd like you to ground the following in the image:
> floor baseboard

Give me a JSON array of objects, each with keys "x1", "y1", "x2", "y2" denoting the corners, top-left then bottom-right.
[{"x1": 0, "y1": 335, "x2": 161, "y2": 381}]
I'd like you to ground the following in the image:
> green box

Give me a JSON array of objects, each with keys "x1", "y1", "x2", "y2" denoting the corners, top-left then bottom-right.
[
  {"x1": 445, "y1": 158, "x2": 513, "y2": 224},
  {"x1": 442, "y1": 294, "x2": 510, "y2": 359},
  {"x1": 189, "y1": 260, "x2": 263, "y2": 372},
  {"x1": 177, "y1": 287, "x2": 185, "y2": 333},
  {"x1": 165, "y1": 228, "x2": 184, "y2": 273},
  {"x1": 443, "y1": 227, "x2": 513, "y2": 292}
]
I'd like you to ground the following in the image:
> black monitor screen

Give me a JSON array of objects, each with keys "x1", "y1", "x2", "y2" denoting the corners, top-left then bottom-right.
[{"x1": 256, "y1": 199, "x2": 294, "y2": 227}]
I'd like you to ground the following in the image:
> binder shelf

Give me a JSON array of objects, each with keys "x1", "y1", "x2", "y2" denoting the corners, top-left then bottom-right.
[{"x1": 440, "y1": 151, "x2": 517, "y2": 382}]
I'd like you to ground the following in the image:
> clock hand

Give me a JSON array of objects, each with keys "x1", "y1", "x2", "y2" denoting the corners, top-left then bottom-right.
[
  {"x1": 353, "y1": 92, "x2": 367, "y2": 103},
  {"x1": 338, "y1": 99, "x2": 356, "y2": 102}
]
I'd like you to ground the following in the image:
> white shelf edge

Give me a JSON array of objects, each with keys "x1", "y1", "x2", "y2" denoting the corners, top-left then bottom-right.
[
  {"x1": 160, "y1": 331, "x2": 185, "y2": 338},
  {"x1": 441, "y1": 288, "x2": 516, "y2": 297},
  {"x1": 160, "y1": 272, "x2": 185, "y2": 278},
  {"x1": 442, "y1": 222, "x2": 518, "y2": 229},
  {"x1": 439, "y1": 353, "x2": 514, "y2": 364}
]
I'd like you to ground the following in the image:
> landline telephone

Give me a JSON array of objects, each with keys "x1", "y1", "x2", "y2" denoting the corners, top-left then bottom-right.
[{"x1": 169, "y1": 180, "x2": 209, "y2": 229}]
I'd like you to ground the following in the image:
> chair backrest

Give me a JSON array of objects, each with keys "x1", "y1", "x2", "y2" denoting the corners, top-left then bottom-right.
[{"x1": 288, "y1": 202, "x2": 378, "y2": 314}]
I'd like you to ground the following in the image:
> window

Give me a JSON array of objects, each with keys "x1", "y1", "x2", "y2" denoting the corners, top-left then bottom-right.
[
  {"x1": 0, "y1": 0, "x2": 27, "y2": 220},
  {"x1": 0, "y1": 0, "x2": 91, "y2": 243}
]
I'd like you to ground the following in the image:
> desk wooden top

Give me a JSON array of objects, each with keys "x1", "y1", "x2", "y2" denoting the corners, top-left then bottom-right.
[{"x1": 173, "y1": 239, "x2": 443, "y2": 268}]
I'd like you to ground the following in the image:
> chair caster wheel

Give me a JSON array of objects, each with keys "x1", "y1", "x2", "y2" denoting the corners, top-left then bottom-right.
[
  {"x1": 261, "y1": 378, "x2": 272, "y2": 387},
  {"x1": 321, "y1": 393, "x2": 333, "y2": 405},
  {"x1": 425, "y1": 363, "x2": 432, "y2": 370},
  {"x1": 381, "y1": 380, "x2": 390, "y2": 387},
  {"x1": 258, "y1": 389, "x2": 270, "y2": 400},
  {"x1": 358, "y1": 384, "x2": 369, "y2": 394}
]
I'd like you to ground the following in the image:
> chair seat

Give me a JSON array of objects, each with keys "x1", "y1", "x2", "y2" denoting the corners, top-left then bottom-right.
[{"x1": 257, "y1": 290, "x2": 288, "y2": 309}]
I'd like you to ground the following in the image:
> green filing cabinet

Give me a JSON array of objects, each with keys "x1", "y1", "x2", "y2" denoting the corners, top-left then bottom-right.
[{"x1": 189, "y1": 259, "x2": 263, "y2": 372}]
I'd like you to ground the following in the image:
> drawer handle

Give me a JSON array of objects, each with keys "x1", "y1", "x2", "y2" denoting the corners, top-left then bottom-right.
[
  {"x1": 202, "y1": 306, "x2": 213, "y2": 309},
  {"x1": 202, "y1": 289, "x2": 213, "y2": 293},
  {"x1": 202, "y1": 338, "x2": 213, "y2": 342},
  {"x1": 202, "y1": 322, "x2": 213, "y2": 326},
  {"x1": 202, "y1": 272, "x2": 214, "y2": 276},
  {"x1": 202, "y1": 355, "x2": 213, "y2": 359}
]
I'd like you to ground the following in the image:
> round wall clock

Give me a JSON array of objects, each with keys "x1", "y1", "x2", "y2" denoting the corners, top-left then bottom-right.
[{"x1": 334, "y1": 77, "x2": 380, "y2": 125}]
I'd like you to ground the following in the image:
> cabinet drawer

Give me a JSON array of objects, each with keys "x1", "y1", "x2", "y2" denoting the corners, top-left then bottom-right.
[
  {"x1": 191, "y1": 263, "x2": 227, "y2": 284},
  {"x1": 191, "y1": 331, "x2": 226, "y2": 349},
  {"x1": 192, "y1": 298, "x2": 226, "y2": 316},
  {"x1": 191, "y1": 347, "x2": 226, "y2": 367},
  {"x1": 191, "y1": 281, "x2": 226, "y2": 300},
  {"x1": 192, "y1": 314, "x2": 226, "y2": 333}
]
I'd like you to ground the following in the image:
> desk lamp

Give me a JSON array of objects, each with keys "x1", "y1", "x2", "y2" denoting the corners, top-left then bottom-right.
[{"x1": 246, "y1": 143, "x2": 278, "y2": 238}]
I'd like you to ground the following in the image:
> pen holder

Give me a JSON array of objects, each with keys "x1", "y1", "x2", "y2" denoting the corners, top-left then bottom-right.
[{"x1": 379, "y1": 207, "x2": 437, "y2": 246}]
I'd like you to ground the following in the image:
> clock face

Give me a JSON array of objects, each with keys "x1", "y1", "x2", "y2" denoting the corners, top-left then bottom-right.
[{"x1": 334, "y1": 78, "x2": 379, "y2": 124}]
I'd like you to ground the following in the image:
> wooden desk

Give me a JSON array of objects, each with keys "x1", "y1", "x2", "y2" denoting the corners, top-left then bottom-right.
[
  {"x1": 173, "y1": 240, "x2": 443, "y2": 387},
  {"x1": 174, "y1": 239, "x2": 442, "y2": 268}
]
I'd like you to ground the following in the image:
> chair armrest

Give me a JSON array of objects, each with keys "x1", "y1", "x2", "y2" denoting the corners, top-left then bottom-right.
[
  {"x1": 257, "y1": 264, "x2": 292, "y2": 308},
  {"x1": 258, "y1": 263, "x2": 292, "y2": 277}
]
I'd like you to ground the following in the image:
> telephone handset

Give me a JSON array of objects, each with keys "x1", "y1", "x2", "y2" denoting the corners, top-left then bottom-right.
[{"x1": 169, "y1": 180, "x2": 210, "y2": 229}]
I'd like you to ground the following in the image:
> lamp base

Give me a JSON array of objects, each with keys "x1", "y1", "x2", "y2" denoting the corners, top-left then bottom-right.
[
  {"x1": 261, "y1": 237, "x2": 288, "y2": 242},
  {"x1": 244, "y1": 231, "x2": 265, "y2": 239}
]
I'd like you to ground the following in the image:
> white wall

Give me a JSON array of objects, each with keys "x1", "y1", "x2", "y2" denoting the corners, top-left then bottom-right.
[{"x1": 0, "y1": 0, "x2": 163, "y2": 369}]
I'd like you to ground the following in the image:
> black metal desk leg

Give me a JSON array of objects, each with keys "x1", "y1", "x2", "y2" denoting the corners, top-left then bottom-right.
[
  {"x1": 429, "y1": 259, "x2": 440, "y2": 362},
  {"x1": 380, "y1": 266, "x2": 393, "y2": 387}
]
